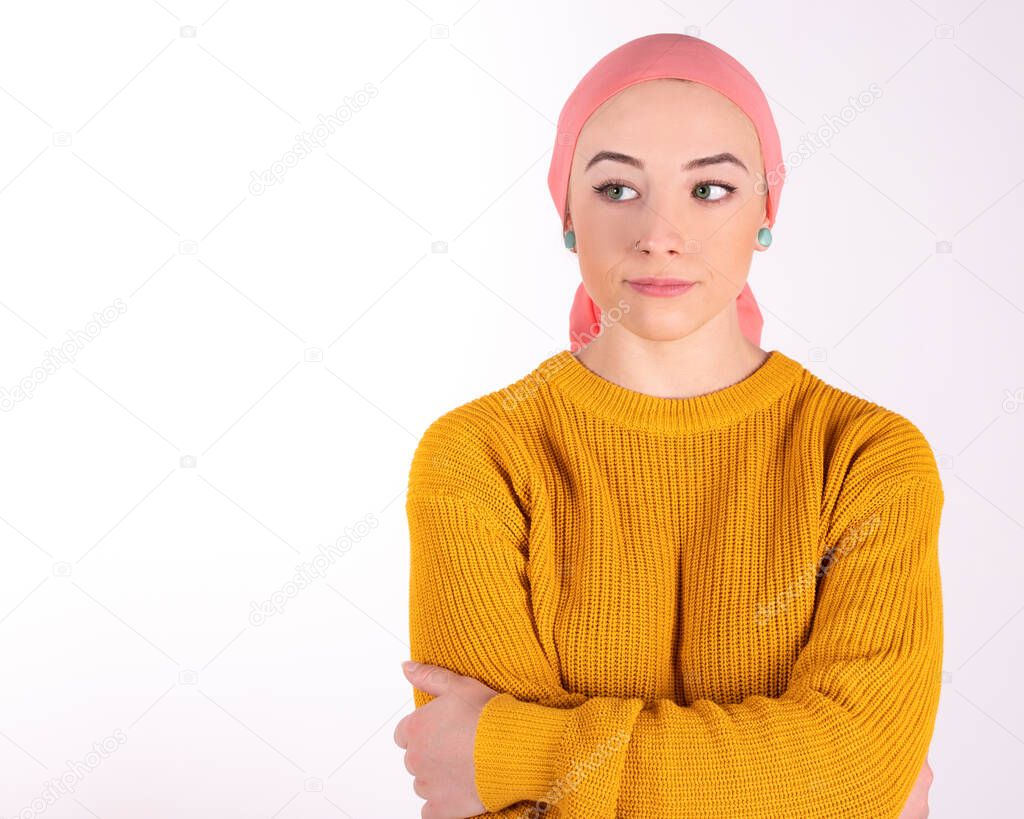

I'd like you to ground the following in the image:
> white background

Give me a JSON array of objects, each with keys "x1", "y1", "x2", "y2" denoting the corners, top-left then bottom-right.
[{"x1": 0, "y1": 0, "x2": 1020, "y2": 816}]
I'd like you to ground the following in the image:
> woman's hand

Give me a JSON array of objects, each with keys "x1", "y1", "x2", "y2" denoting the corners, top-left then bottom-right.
[
  {"x1": 898, "y1": 756, "x2": 934, "y2": 818},
  {"x1": 394, "y1": 661, "x2": 500, "y2": 819}
]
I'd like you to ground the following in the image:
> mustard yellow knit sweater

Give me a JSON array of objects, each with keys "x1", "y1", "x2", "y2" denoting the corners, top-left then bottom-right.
[{"x1": 405, "y1": 348, "x2": 944, "y2": 819}]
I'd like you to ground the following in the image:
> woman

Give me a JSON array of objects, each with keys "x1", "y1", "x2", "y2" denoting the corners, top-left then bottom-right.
[{"x1": 394, "y1": 33, "x2": 941, "y2": 819}]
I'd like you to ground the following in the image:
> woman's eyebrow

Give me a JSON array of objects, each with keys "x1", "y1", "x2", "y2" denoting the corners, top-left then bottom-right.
[{"x1": 585, "y1": 150, "x2": 749, "y2": 173}]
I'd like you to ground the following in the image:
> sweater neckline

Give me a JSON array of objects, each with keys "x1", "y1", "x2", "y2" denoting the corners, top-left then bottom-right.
[{"x1": 539, "y1": 348, "x2": 804, "y2": 434}]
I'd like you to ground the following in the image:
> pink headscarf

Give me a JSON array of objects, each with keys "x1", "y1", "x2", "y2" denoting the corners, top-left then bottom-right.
[{"x1": 548, "y1": 33, "x2": 785, "y2": 352}]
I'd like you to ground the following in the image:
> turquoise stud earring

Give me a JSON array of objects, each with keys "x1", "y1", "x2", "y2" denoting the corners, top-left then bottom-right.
[
  {"x1": 757, "y1": 227, "x2": 772, "y2": 247},
  {"x1": 564, "y1": 229, "x2": 576, "y2": 250}
]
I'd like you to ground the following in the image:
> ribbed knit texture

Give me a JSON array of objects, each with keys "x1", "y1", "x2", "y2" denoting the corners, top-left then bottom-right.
[{"x1": 406, "y1": 349, "x2": 945, "y2": 819}]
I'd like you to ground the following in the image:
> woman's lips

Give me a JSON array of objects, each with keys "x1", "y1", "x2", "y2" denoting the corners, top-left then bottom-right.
[{"x1": 627, "y1": 279, "x2": 697, "y2": 297}]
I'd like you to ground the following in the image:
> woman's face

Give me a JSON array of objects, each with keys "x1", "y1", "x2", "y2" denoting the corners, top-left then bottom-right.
[{"x1": 566, "y1": 78, "x2": 769, "y2": 343}]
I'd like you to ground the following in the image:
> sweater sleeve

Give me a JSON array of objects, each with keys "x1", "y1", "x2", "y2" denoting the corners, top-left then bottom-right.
[
  {"x1": 406, "y1": 410, "x2": 629, "y2": 816},
  {"x1": 408, "y1": 463, "x2": 945, "y2": 819},
  {"x1": 608, "y1": 474, "x2": 945, "y2": 819}
]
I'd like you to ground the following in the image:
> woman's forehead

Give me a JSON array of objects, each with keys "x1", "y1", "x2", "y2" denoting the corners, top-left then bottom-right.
[
  {"x1": 575, "y1": 84, "x2": 762, "y2": 169},
  {"x1": 591, "y1": 79, "x2": 753, "y2": 125}
]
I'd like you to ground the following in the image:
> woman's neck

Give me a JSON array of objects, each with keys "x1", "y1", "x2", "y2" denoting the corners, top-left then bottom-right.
[{"x1": 573, "y1": 331, "x2": 769, "y2": 401}]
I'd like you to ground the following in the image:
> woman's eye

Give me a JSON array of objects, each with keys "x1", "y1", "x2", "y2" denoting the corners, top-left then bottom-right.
[
  {"x1": 595, "y1": 183, "x2": 639, "y2": 201},
  {"x1": 693, "y1": 183, "x2": 734, "y2": 202}
]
